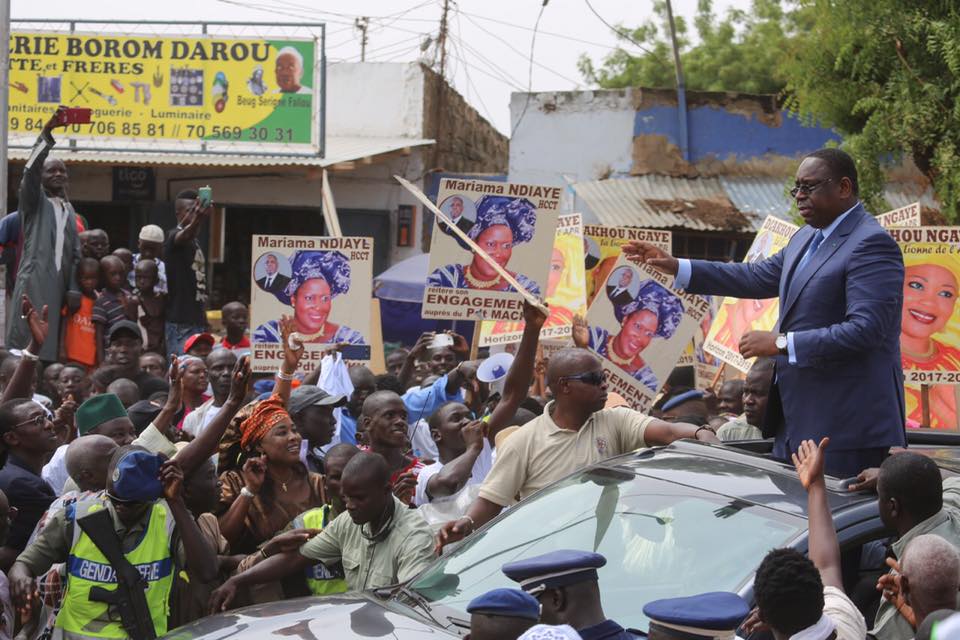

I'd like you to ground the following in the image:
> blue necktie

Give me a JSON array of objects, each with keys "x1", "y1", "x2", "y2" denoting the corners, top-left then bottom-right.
[{"x1": 795, "y1": 230, "x2": 824, "y2": 275}]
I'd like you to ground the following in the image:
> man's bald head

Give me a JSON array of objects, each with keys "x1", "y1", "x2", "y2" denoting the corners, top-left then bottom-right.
[
  {"x1": 902, "y1": 534, "x2": 960, "y2": 621},
  {"x1": 546, "y1": 348, "x2": 601, "y2": 389},
  {"x1": 342, "y1": 451, "x2": 391, "y2": 487},
  {"x1": 66, "y1": 435, "x2": 119, "y2": 492},
  {"x1": 326, "y1": 443, "x2": 360, "y2": 468},
  {"x1": 361, "y1": 390, "x2": 402, "y2": 417},
  {"x1": 349, "y1": 366, "x2": 376, "y2": 388}
]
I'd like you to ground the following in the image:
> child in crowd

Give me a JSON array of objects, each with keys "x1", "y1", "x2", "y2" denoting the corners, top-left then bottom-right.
[
  {"x1": 112, "y1": 248, "x2": 134, "y2": 292},
  {"x1": 92, "y1": 255, "x2": 135, "y2": 365},
  {"x1": 132, "y1": 258, "x2": 166, "y2": 355},
  {"x1": 129, "y1": 224, "x2": 168, "y2": 294},
  {"x1": 220, "y1": 301, "x2": 250, "y2": 351},
  {"x1": 60, "y1": 257, "x2": 99, "y2": 369}
]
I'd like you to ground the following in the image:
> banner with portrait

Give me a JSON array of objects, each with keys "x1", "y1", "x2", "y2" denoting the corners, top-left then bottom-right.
[
  {"x1": 478, "y1": 213, "x2": 587, "y2": 346},
  {"x1": 584, "y1": 256, "x2": 709, "y2": 411},
  {"x1": 887, "y1": 227, "x2": 960, "y2": 430},
  {"x1": 877, "y1": 202, "x2": 922, "y2": 229},
  {"x1": 583, "y1": 225, "x2": 672, "y2": 306},
  {"x1": 422, "y1": 178, "x2": 560, "y2": 322},
  {"x1": 702, "y1": 216, "x2": 799, "y2": 373},
  {"x1": 250, "y1": 235, "x2": 373, "y2": 374}
]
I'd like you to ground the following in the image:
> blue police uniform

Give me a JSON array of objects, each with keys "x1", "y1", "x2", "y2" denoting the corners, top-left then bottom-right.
[
  {"x1": 467, "y1": 588, "x2": 540, "y2": 621},
  {"x1": 502, "y1": 550, "x2": 639, "y2": 640}
]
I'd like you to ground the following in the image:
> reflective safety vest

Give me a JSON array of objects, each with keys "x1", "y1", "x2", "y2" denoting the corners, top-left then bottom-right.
[
  {"x1": 293, "y1": 505, "x2": 348, "y2": 596},
  {"x1": 56, "y1": 497, "x2": 175, "y2": 638}
]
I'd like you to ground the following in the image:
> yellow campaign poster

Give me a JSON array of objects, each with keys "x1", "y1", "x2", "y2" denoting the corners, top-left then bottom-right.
[
  {"x1": 478, "y1": 213, "x2": 588, "y2": 346},
  {"x1": 9, "y1": 31, "x2": 315, "y2": 146},
  {"x1": 889, "y1": 227, "x2": 960, "y2": 431},
  {"x1": 703, "y1": 216, "x2": 799, "y2": 373}
]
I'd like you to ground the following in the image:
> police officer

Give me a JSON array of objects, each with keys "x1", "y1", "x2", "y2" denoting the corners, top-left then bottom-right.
[
  {"x1": 503, "y1": 549, "x2": 639, "y2": 640},
  {"x1": 9, "y1": 446, "x2": 216, "y2": 638},
  {"x1": 466, "y1": 588, "x2": 540, "y2": 640},
  {"x1": 642, "y1": 592, "x2": 751, "y2": 639}
]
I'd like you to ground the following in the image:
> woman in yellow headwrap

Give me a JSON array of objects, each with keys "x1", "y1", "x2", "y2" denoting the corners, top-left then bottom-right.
[{"x1": 901, "y1": 250, "x2": 960, "y2": 429}]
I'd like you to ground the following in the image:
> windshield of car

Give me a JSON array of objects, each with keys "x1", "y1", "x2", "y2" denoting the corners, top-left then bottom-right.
[{"x1": 409, "y1": 467, "x2": 803, "y2": 631}]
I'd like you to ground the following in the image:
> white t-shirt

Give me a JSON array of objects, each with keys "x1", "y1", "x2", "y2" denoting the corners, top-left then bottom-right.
[
  {"x1": 41, "y1": 444, "x2": 69, "y2": 496},
  {"x1": 414, "y1": 439, "x2": 493, "y2": 506},
  {"x1": 823, "y1": 586, "x2": 867, "y2": 640}
]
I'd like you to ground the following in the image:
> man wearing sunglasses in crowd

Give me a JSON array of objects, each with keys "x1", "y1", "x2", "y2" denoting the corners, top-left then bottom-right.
[
  {"x1": 622, "y1": 147, "x2": 905, "y2": 479},
  {"x1": 436, "y1": 347, "x2": 718, "y2": 551},
  {"x1": 0, "y1": 398, "x2": 60, "y2": 570}
]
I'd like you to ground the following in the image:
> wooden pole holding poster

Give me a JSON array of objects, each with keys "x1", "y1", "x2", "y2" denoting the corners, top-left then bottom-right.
[
  {"x1": 921, "y1": 384, "x2": 931, "y2": 428},
  {"x1": 710, "y1": 363, "x2": 727, "y2": 390},
  {"x1": 394, "y1": 175, "x2": 549, "y2": 315}
]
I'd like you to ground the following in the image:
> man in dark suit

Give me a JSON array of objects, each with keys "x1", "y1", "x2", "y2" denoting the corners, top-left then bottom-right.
[
  {"x1": 256, "y1": 253, "x2": 290, "y2": 295},
  {"x1": 605, "y1": 268, "x2": 635, "y2": 306},
  {"x1": 624, "y1": 148, "x2": 905, "y2": 477}
]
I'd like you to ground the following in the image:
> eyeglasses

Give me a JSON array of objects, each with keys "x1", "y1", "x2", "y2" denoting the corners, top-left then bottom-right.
[
  {"x1": 559, "y1": 370, "x2": 607, "y2": 386},
  {"x1": 12, "y1": 413, "x2": 46, "y2": 429},
  {"x1": 790, "y1": 178, "x2": 833, "y2": 199}
]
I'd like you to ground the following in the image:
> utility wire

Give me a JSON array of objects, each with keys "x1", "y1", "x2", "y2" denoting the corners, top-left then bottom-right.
[
  {"x1": 511, "y1": 1, "x2": 548, "y2": 137},
  {"x1": 452, "y1": 13, "x2": 493, "y2": 123},
  {"x1": 583, "y1": 0, "x2": 657, "y2": 56},
  {"x1": 457, "y1": 8, "x2": 624, "y2": 49},
  {"x1": 453, "y1": 37, "x2": 526, "y2": 90}
]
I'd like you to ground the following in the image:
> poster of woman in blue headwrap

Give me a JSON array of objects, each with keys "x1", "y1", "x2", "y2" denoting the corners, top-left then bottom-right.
[
  {"x1": 250, "y1": 237, "x2": 373, "y2": 372},
  {"x1": 423, "y1": 178, "x2": 561, "y2": 322},
  {"x1": 582, "y1": 258, "x2": 709, "y2": 409}
]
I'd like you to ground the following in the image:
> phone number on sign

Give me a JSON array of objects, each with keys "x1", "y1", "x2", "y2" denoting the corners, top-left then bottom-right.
[
  {"x1": 907, "y1": 370, "x2": 960, "y2": 385},
  {"x1": 10, "y1": 117, "x2": 296, "y2": 142}
]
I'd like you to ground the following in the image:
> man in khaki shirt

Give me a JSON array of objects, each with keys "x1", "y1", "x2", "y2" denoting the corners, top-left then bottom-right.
[
  {"x1": 210, "y1": 451, "x2": 436, "y2": 611},
  {"x1": 436, "y1": 348, "x2": 718, "y2": 552}
]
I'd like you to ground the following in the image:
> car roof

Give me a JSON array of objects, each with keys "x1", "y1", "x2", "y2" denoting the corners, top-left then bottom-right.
[{"x1": 595, "y1": 440, "x2": 877, "y2": 522}]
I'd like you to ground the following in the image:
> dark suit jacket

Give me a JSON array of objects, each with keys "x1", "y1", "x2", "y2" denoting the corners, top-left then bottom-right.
[
  {"x1": 606, "y1": 285, "x2": 634, "y2": 307},
  {"x1": 257, "y1": 273, "x2": 291, "y2": 296},
  {"x1": 686, "y1": 205, "x2": 906, "y2": 451}
]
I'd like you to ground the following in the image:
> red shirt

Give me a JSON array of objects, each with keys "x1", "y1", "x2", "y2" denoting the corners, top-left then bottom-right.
[{"x1": 221, "y1": 335, "x2": 250, "y2": 350}]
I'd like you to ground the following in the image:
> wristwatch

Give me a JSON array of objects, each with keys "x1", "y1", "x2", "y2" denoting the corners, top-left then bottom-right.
[
  {"x1": 775, "y1": 334, "x2": 788, "y2": 356},
  {"x1": 240, "y1": 486, "x2": 257, "y2": 499}
]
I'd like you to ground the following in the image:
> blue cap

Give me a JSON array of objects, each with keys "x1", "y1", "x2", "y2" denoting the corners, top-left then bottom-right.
[
  {"x1": 467, "y1": 588, "x2": 540, "y2": 621},
  {"x1": 502, "y1": 550, "x2": 606, "y2": 595},
  {"x1": 253, "y1": 379, "x2": 275, "y2": 395},
  {"x1": 110, "y1": 450, "x2": 164, "y2": 502},
  {"x1": 661, "y1": 389, "x2": 707, "y2": 412},
  {"x1": 642, "y1": 592, "x2": 750, "y2": 636}
]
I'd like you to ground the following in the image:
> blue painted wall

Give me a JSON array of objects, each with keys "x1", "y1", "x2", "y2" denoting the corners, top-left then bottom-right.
[{"x1": 633, "y1": 105, "x2": 839, "y2": 162}]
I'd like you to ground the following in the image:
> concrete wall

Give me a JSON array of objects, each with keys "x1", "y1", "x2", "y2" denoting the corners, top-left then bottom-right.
[{"x1": 326, "y1": 62, "x2": 425, "y2": 138}]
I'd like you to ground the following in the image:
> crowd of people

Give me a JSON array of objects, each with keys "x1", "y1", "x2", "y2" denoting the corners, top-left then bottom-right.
[{"x1": 0, "y1": 111, "x2": 952, "y2": 640}]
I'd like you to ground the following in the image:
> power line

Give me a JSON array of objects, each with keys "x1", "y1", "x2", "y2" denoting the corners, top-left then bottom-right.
[
  {"x1": 458, "y1": 10, "x2": 580, "y2": 86},
  {"x1": 450, "y1": 16, "x2": 494, "y2": 124},
  {"x1": 457, "y1": 8, "x2": 624, "y2": 50},
  {"x1": 453, "y1": 36, "x2": 526, "y2": 89},
  {"x1": 511, "y1": 1, "x2": 548, "y2": 138},
  {"x1": 583, "y1": 0, "x2": 657, "y2": 56}
]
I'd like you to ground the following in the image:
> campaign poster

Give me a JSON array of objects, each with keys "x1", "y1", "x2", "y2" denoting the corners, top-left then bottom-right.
[
  {"x1": 478, "y1": 213, "x2": 587, "y2": 346},
  {"x1": 583, "y1": 225, "x2": 672, "y2": 306},
  {"x1": 422, "y1": 178, "x2": 560, "y2": 322},
  {"x1": 585, "y1": 256, "x2": 709, "y2": 411},
  {"x1": 9, "y1": 31, "x2": 315, "y2": 146},
  {"x1": 703, "y1": 216, "x2": 799, "y2": 373},
  {"x1": 877, "y1": 202, "x2": 921, "y2": 229},
  {"x1": 888, "y1": 227, "x2": 960, "y2": 430},
  {"x1": 250, "y1": 235, "x2": 373, "y2": 374}
]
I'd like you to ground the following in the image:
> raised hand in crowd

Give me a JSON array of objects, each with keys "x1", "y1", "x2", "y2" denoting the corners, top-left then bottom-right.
[
  {"x1": 572, "y1": 313, "x2": 589, "y2": 349},
  {"x1": 242, "y1": 455, "x2": 267, "y2": 496},
  {"x1": 53, "y1": 393, "x2": 77, "y2": 444},
  {"x1": 41, "y1": 105, "x2": 69, "y2": 136},
  {"x1": 398, "y1": 331, "x2": 435, "y2": 389},
  {"x1": 621, "y1": 240, "x2": 679, "y2": 275},
  {"x1": 449, "y1": 331, "x2": 469, "y2": 358},
  {"x1": 1, "y1": 295, "x2": 49, "y2": 404},
  {"x1": 261, "y1": 528, "x2": 321, "y2": 558},
  {"x1": 160, "y1": 458, "x2": 184, "y2": 502},
  {"x1": 877, "y1": 557, "x2": 916, "y2": 628},
  {"x1": 392, "y1": 470, "x2": 418, "y2": 504},
  {"x1": 276, "y1": 314, "x2": 304, "y2": 402}
]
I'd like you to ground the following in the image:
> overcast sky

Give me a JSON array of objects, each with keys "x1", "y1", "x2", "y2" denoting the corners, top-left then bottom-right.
[{"x1": 11, "y1": 0, "x2": 742, "y2": 134}]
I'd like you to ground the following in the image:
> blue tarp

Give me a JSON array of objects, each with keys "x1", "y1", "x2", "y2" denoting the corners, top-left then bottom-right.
[{"x1": 373, "y1": 253, "x2": 473, "y2": 347}]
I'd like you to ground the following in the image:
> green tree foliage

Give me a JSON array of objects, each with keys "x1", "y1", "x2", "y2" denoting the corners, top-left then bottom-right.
[
  {"x1": 783, "y1": 1, "x2": 960, "y2": 220},
  {"x1": 578, "y1": 0, "x2": 807, "y2": 94}
]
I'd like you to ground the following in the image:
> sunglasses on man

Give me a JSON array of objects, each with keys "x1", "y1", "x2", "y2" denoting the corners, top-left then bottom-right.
[{"x1": 559, "y1": 370, "x2": 607, "y2": 386}]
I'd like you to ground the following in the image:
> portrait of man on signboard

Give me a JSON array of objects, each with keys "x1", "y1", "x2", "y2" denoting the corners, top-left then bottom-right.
[
  {"x1": 254, "y1": 252, "x2": 292, "y2": 298},
  {"x1": 427, "y1": 195, "x2": 542, "y2": 296},
  {"x1": 273, "y1": 46, "x2": 311, "y2": 95},
  {"x1": 253, "y1": 249, "x2": 365, "y2": 345}
]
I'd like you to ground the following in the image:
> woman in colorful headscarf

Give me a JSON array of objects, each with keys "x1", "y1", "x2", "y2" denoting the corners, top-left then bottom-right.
[
  {"x1": 428, "y1": 195, "x2": 542, "y2": 296},
  {"x1": 254, "y1": 250, "x2": 365, "y2": 346},
  {"x1": 579, "y1": 279, "x2": 684, "y2": 392},
  {"x1": 901, "y1": 255, "x2": 960, "y2": 429},
  {"x1": 217, "y1": 317, "x2": 326, "y2": 554}
]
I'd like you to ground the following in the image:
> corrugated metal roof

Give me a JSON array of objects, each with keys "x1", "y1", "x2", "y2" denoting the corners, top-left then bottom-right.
[
  {"x1": 6, "y1": 136, "x2": 434, "y2": 168},
  {"x1": 720, "y1": 176, "x2": 794, "y2": 223},
  {"x1": 572, "y1": 175, "x2": 762, "y2": 232}
]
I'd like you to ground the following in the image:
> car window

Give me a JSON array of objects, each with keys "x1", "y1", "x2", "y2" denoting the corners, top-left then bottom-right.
[{"x1": 411, "y1": 467, "x2": 803, "y2": 631}]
